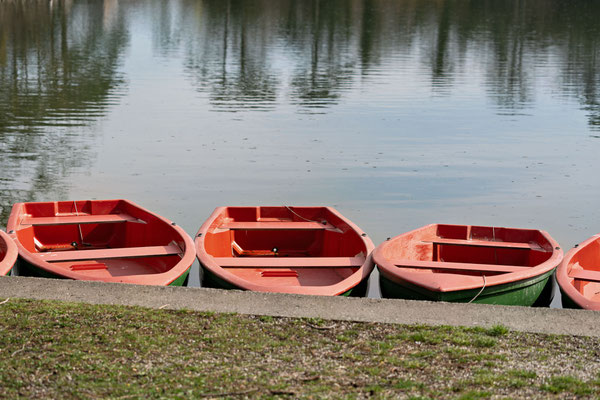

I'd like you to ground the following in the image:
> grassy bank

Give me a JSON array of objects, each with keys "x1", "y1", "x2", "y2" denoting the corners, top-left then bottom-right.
[{"x1": 0, "y1": 298, "x2": 599, "y2": 399}]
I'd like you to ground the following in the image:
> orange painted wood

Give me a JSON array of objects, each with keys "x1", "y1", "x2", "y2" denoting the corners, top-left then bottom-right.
[
  {"x1": 557, "y1": 235, "x2": 600, "y2": 310},
  {"x1": 568, "y1": 269, "x2": 600, "y2": 283},
  {"x1": 213, "y1": 256, "x2": 363, "y2": 268},
  {"x1": 0, "y1": 230, "x2": 18, "y2": 276},
  {"x1": 425, "y1": 238, "x2": 547, "y2": 252},
  {"x1": 232, "y1": 245, "x2": 308, "y2": 257},
  {"x1": 37, "y1": 244, "x2": 182, "y2": 262},
  {"x1": 219, "y1": 221, "x2": 334, "y2": 230},
  {"x1": 232, "y1": 242, "x2": 308, "y2": 257},
  {"x1": 391, "y1": 259, "x2": 529, "y2": 273},
  {"x1": 70, "y1": 263, "x2": 108, "y2": 271},
  {"x1": 374, "y1": 224, "x2": 562, "y2": 295},
  {"x1": 7, "y1": 199, "x2": 196, "y2": 286},
  {"x1": 261, "y1": 271, "x2": 299, "y2": 277},
  {"x1": 196, "y1": 206, "x2": 375, "y2": 295},
  {"x1": 21, "y1": 214, "x2": 138, "y2": 226}
]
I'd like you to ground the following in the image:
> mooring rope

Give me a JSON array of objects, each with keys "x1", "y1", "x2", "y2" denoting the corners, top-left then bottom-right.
[
  {"x1": 73, "y1": 201, "x2": 84, "y2": 246},
  {"x1": 284, "y1": 205, "x2": 319, "y2": 223},
  {"x1": 468, "y1": 275, "x2": 486, "y2": 303},
  {"x1": 73, "y1": 201, "x2": 92, "y2": 247}
]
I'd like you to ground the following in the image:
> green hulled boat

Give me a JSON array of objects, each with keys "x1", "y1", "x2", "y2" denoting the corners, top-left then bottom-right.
[{"x1": 373, "y1": 224, "x2": 562, "y2": 306}]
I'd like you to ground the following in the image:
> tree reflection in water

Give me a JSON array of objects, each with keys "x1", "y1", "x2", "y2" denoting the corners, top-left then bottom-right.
[
  {"x1": 0, "y1": 0, "x2": 128, "y2": 225},
  {"x1": 175, "y1": 0, "x2": 600, "y2": 123},
  {"x1": 1, "y1": 0, "x2": 599, "y2": 224}
]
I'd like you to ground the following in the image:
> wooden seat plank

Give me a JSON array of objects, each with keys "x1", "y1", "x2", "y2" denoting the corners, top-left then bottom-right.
[
  {"x1": 218, "y1": 221, "x2": 335, "y2": 230},
  {"x1": 390, "y1": 259, "x2": 529, "y2": 274},
  {"x1": 37, "y1": 244, "x2": 182, "y2": 262},
  {"x1": 569, "y1": 269, "x2": 600, "y2": 283},
  {"x1": 423, "y1": 238, "x2": 547, "y2": 252},
  {"x1": 212, "y1": 256, "x2": 363, "y2": 268},
  {"x1": 22, "y1": 214, "x2": 139, "y2": 226}
]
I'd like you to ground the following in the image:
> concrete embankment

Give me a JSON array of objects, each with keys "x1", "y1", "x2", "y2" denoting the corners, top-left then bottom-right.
[{"x1": 0, "y1": 275, "x2": 597, "y2": 337}]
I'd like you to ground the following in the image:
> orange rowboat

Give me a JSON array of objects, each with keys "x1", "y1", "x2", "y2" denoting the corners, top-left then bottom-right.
[
  {"x1": 0, "y1": 230, "x2": 18, "y2": 276},
  {"x1": 195, "y1": 206, "x2": 375, "y2": 296},
  {"x1": 7, "y1": 199, "x2": 195, "y2": 286},
  {"x1": 557, "y1": 234, "x2": 600, "y2": 310},
  {"x1": 373, "y1": 224, "x2": 563, "y2": 305}
]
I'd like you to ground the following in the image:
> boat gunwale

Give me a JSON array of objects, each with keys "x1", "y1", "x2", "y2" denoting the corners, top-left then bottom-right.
[
  {"x1": 373, "y1": 223, "x2": 563, "y2": 293},
  {"x1": 0, "y1": 230, "x2": 18, "y2": 275},
  {"x1": 7, "y1": 199, "x2": 196, "y2": 286},
  {"x1": 556, "y1": 234, "x2": 600, "y2": 311},
  {"x1": 195, "y1": 206, "x2": 375, "y2": 296}
]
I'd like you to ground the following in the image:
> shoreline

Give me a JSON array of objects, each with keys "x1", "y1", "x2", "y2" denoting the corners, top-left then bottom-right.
[{"x1": 1, "y1": 275, "x2": 598, "y2": 337}]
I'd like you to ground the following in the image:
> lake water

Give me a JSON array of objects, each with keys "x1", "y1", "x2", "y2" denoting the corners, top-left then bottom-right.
[{"x1": 1, "y1": 0, "x2": 599, "y2": 297}]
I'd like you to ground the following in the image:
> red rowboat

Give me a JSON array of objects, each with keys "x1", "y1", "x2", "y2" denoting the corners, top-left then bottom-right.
[
  {"x1": 557, "y1": 234, "x2": 600, "y2": 310},
  {"x1": 7, "y1": 199, "x2": 195, "y2": 286},
  {"x1": 0, "y1": 230, "x2": 18, "y2": 276},
  {"x1": 373, "y1": 224, "x2": 562, "y2": 305},
  {"x1": 196, "y1": 206, "x2": 375, "y2": 296}
]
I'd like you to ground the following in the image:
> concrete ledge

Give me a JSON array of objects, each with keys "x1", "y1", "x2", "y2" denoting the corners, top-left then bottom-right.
[{"x1": 1, "y1": 275, "x2": 598, "y2": 337}]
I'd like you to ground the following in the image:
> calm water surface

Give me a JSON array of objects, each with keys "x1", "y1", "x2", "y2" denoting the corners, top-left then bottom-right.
[{"x1": 1, "y1": 0, "x2": 600, "y2": 296}]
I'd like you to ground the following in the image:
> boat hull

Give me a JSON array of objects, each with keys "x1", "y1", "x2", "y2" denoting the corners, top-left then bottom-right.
[
  {"x1": 379, "y1": 268, "x2": 555, "y2": 306},
  {"x1": 196, "y1": 206, "x2": 375, "y2": 296},
  {"x1": 7, "y1": 199, "x2": 195, "y2": 286},
  {"x1": 556, "y1": 234, "x2": 600, "y2": 310},
  {"x1": 373, "y1": 224, "x2": 562, "y2": 306},
  {"x1": 0, "y1": 230, "x2": 18, "y2": 276},
  {"x1": 201, "y1": 265, "x2": 370, "y2": 297},
  {"x1": 560, "y1": 291, "x2": 582, "y2": 309},
  {"x1": 16, "y1": 256, "x2": 191, "y2": 286}
]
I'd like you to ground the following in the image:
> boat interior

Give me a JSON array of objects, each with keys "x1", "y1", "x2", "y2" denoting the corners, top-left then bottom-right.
[
  {"x1": 0, "y1": 240, "x2": 8, "y2": 263},
  {"x1": 384, "y1": 224, "x2": 555, "y2": 277},
  {"x1": 0, "y1": 234, "x2": 14, "y2": 275},
  {"x1": 202, "y1": 207, "x2": 369, "y2": 287},
  {"x1": 565, "y1": 236, "x2": 600, "y2": 302},
  {"x1": 13, "y1": 200, "x2": 186, "y2": 278}
]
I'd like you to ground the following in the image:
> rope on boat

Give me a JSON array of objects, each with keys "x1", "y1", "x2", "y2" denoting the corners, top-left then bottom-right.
[
  {"x1": 73, "y1": 201, "x2": 92, "y2": 247},
  {"x1": 284, "y1": 205, "x2": 319, "y2": 223},
  {"x1": 469, "y1": 226, "x2": 493, "y2": 303},
  {"x1": 468, "y1": 275, "x2": 486, "y2": 304},
  {"x1": 73, "y1": 201, "x2": 84, "y2": 246}
]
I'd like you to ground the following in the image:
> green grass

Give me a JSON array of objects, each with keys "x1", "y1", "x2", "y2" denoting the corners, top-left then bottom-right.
[
  {"x1": 486, "y1": 324, "x2": 509, "y2": 337},
  {"x1": 0, "y1": 298, "x2": 599, "y2": 399},
  {"x1": 540, "y1": 375, "x2": 597, "y2": 395}
]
